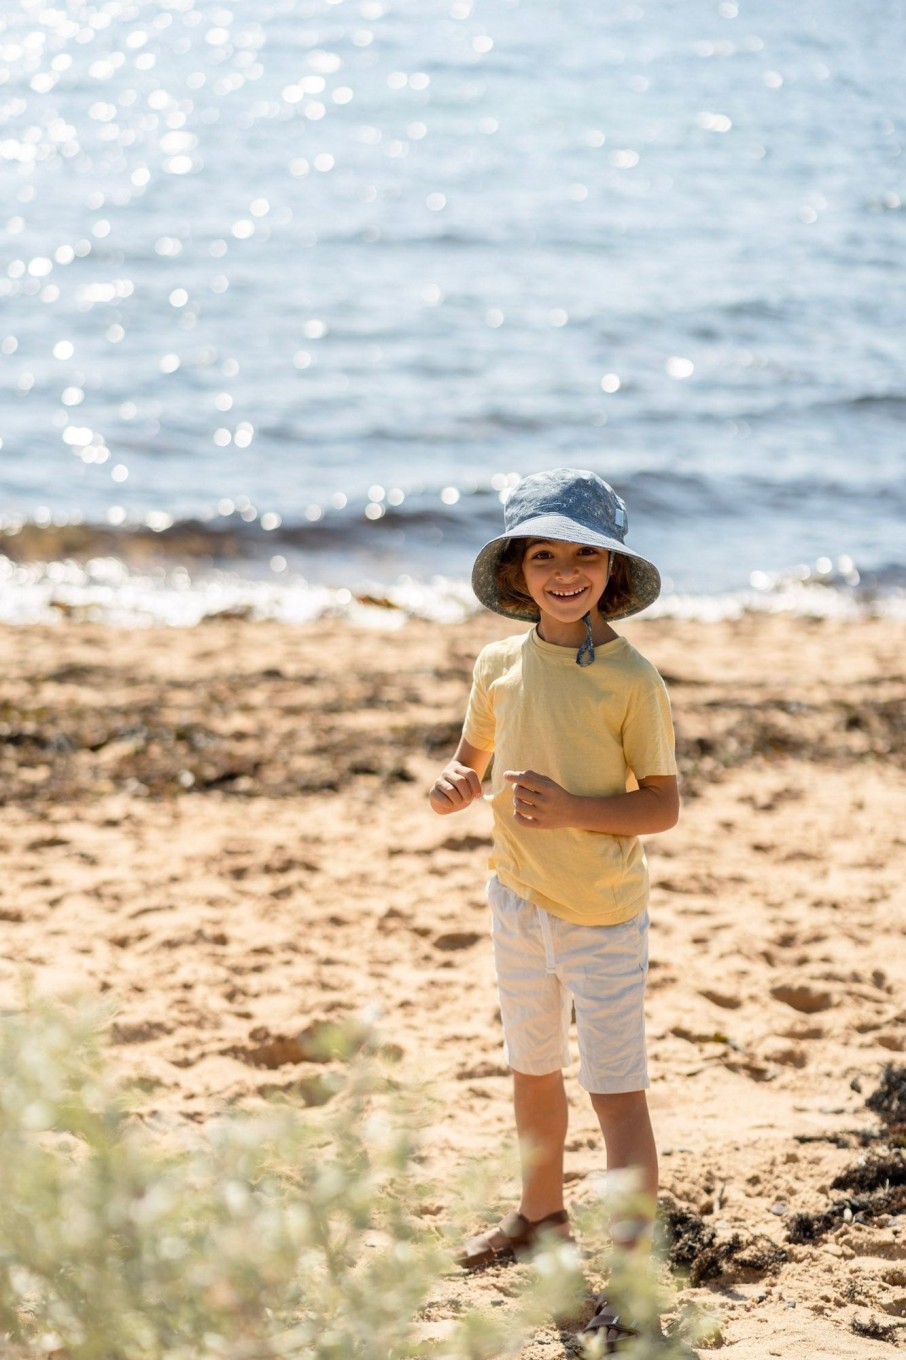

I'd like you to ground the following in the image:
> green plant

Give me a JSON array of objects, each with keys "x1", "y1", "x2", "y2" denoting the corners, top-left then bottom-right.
[{"x1": 0, "y1": 1001, "x2": 703, "y2": 1359}]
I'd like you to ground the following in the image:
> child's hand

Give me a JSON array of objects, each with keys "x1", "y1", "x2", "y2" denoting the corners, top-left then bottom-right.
[
  {"x1": 429, "y1": 761, "x2": 483, "y2": 815},
  {"x1": 504, "y1": 769, "x2": 577, "y2": 829}
]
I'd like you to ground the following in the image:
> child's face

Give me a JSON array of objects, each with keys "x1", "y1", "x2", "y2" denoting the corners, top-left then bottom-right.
[{"x1": 521, "y1": 539, "x2": 610, "y2": 623}]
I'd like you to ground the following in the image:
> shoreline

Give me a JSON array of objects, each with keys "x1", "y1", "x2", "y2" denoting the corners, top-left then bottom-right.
[
  {"x1": 2, "y1": 549, "x2": 905, "y2": 630},
  {"x1": 1, "y1": 612, "x2": 904, "y2": 1357}
]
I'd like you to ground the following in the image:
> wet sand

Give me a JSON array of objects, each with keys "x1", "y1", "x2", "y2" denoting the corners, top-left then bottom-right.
[{"x1": 1, "y1": 612, "x2": 904, "y2": 1357}]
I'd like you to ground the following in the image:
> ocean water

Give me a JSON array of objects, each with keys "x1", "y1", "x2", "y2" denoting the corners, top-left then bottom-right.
[{"x1": 1, "y1": 0, "x2": 905, "y2": 624}]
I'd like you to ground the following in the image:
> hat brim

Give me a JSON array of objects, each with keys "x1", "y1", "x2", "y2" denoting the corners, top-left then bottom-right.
[{"x1": 471, "y1": 516, "x2": 661, "y2": 622}]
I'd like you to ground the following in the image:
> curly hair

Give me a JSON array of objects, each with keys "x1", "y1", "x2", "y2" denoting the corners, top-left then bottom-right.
[{"x1": 494, "y1": 539, "x2": 636, "y2": 618}]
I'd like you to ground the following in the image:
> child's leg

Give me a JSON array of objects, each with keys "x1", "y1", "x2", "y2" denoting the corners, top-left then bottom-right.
[
  {"x1": 589, "y1": 1089, "x2": 658, "y2": 1247},
  {"x1": 577, "y1": 1093, "x2": 659, "y2": 1348},
  {"x1": 512, "y1": 1067, "x2": 570, "y2": 1223},
  {"x1": 487, "y1": 878, "x2": 572, "y2": 1225},
  {"x1": 455, "y1": 1065, "x2": 571, "y2": 1269}
]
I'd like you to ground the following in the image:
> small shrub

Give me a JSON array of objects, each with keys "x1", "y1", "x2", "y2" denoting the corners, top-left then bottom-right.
[{"x1": 0, "y1": 1001, "x2": 702, "y2": 1358}]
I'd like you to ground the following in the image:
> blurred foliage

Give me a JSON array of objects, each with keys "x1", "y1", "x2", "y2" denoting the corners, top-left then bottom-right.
[{"x1": 0, "y1": 1000, "x2": 702, "y2": 1359}]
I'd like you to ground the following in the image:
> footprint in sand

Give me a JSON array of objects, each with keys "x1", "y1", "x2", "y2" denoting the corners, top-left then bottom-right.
[
  {"x1": 699, "y1": 988, "x2": 743, "y2": 1010},
  {"x1": 456, "y1": 1060, "x2": 510, "y2": 1080},
  {"x1": 770, "y1": 983, "x2": 836, "y2": 1014},
  {"x1": 439, "y1": 834, "x2": 491, "y2": 853},
  {"x1": 761, "y1": 1043, "x2": 808, "y2": 1068},
  {"x1": 111, "y1": 1020, "x2": 173, "y2": 1044},
  {"x1": 432, "y1": 931, "x2": 483, "y2": 952},
  {"x1": 772, "y1": 930, "x2": 799, "y2": 948},
  {"x1": 779, "y1": 1021, "x2": 825, "y2": 1040},
  {"x1": 228, "y1": 1020, "x2": 373, "y2": 1070}
]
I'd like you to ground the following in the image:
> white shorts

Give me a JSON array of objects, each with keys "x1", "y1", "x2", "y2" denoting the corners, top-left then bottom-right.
[{"x1": 488, "y1": 876, "x2": 650, "y2": 1095}]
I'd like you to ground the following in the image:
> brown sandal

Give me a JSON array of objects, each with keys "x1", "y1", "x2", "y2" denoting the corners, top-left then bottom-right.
[
  {"x1": 456, "y1": 1208, "x2": 571, "y2": 1271},
  {"x1": 576, "y1": 1296, "x2": 639, "y2": 1354}
]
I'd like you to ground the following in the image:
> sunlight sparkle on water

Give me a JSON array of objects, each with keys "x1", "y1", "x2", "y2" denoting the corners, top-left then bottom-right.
[
  {"x1": 0, "y1": 0, "x2": 899, "y2": 616},
  {"x1": 697, "y1": 112, "x2": 733, "y2": 132}
]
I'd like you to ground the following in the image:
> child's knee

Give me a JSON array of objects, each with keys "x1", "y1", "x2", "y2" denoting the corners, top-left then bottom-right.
[
  {"x1": 511, "y1": 1066, "x2": 563, "y2": 1086},
  {"x1": 588, "y1": 1088, "x2": 648, "y2": 1125}
]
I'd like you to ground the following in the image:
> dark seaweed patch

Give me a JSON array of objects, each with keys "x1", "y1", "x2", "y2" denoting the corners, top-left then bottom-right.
[
  {"x1": 867, "y1": 1064, "x2": 906, "y2": 1129},
  {"x1": 851, "y1": 1315, "x2": 906, "y2": 1344},
  {"x1": 660, "y1": 1200, "x2": 788, "y2": 1286},
  {"x1": 785, "y1": 1069, "x2": 906, "y2": 1244},
  {"x1": 786, "y1": 1186, "x2": 906, "y2": 1244},
  {"x1": 831, "y1": 1151, "x2": 906, "y2": 1194}
]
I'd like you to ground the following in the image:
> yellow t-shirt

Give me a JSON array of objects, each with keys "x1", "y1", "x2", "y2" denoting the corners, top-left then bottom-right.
[{"x1": 463, "y1": 628, "x2": 677, "y2": 926}]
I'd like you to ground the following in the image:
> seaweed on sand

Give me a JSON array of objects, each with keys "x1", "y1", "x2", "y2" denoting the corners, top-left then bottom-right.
[{"x1": 660, "y1": 1200, "x2": 788, "y2": 1287}]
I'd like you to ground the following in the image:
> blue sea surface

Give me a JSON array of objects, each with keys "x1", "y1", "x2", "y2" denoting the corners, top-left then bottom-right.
[{"x1": 1, "y1": 0, "x2": 905, "y2": 616}]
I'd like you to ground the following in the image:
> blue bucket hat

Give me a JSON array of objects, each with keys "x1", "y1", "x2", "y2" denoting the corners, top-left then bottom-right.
[{"x1": 471, "y1": 469, "x2": 661, "y2": 662}]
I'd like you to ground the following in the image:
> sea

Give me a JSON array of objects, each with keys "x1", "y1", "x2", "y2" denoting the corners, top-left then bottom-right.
[{"x1": 1, "y1": 0, "x2": 905, "y2": 626}]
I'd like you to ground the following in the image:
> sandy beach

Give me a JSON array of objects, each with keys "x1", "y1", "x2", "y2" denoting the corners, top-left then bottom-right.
[{"x1": 1, "y1": 610, "x2": 904, "y2": 1358}]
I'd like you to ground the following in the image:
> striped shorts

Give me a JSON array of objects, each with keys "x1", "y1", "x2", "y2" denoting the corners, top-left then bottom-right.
[{"x1": 488, "y1": 875, "x2": 649, "y2": 1094}]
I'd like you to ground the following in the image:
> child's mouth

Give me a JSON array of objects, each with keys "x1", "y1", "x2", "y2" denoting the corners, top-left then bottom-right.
[{"x1": 548, "y1": 586, "x2": 588, "y2": 600}]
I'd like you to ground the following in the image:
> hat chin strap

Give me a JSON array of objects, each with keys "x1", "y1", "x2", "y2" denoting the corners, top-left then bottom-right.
[
  {"x1": 577, "y1": 556, "x2": 612, "y2": 665},
  {"x1": 576, "y1": 611, "x2": 595, "y2": 667}
]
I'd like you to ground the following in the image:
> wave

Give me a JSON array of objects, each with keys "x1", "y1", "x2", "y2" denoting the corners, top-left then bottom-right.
[
  {"x1": 1, "y1": 546, "x2": 904, "y2": 631},
  {"x1": 3, "y1": 461, "x2": 905, "y2": 570},
  {"x1": 830, "y1": 392, "x2": 906, "y2": 412}
]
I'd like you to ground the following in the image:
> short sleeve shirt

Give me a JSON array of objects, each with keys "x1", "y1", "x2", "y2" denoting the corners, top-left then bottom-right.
[{"x1": 463, "y1": 629, "x2": 677, "y2": 925}]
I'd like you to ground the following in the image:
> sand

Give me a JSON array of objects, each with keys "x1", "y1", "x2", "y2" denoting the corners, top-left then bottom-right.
[{"x1": 1, "y1": 610, "x2": 904, "y2": 1357}]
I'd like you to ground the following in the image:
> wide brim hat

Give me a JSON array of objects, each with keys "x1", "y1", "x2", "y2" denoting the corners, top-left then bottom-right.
[{"x1": 471, "y1": 468, "x2": 661, "y2": 622}]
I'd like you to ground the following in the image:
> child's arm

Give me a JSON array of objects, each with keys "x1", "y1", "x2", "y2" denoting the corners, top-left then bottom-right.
[
  {"x1": 429, "y1": 736, "x2": 492, "y2": 816},
  {"x1": 503, "y1": 769, "x2": 679, "y2": 835}
]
